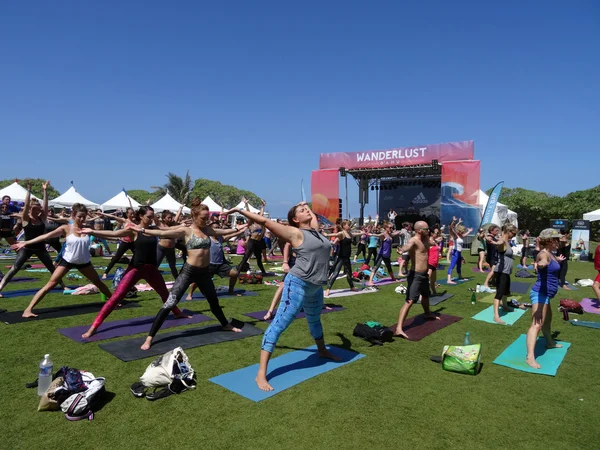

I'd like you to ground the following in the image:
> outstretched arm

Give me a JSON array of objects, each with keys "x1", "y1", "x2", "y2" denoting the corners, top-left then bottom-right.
[
  {"x1": 133, "y1": 225, "x2": 188, "y2": 240},
  {"x1": 98, "y1": 212, "x2": 126, "y2": 224},
  {"x1": 12, "y1": 225, "x2": 67, "y2": 251},
  {"x1": 224, "y1": 208, "x2": 302, "y2": 245},
  {"x1": 81, "y1": 227, "x2": 136, "y2": 239}
]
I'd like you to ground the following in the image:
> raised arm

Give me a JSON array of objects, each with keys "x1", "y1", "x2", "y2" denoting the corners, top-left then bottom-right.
[
  {"x1": 225, "y1": 208, "x2": 302, "y2": 245},
  {"x1": 98, "y1": 212, "x2": 126, "y2": 224},
  {"x1": 22, "y1": 182, "x2": 32, "y2": 223},
  {"x1": 174, "y1": 205, "x2": 184, "y2": 223},
  {"x1": 41, "y1": 180, "x2": 50, "y2": 220}
]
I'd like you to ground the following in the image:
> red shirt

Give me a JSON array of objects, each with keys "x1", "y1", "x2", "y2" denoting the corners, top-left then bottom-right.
[
  {"x1": 428, "y1": 244, "x2": 440, "y2": 267},
  {"x1": 595, "y1": 245, "x2": 600, "y2": 272}
]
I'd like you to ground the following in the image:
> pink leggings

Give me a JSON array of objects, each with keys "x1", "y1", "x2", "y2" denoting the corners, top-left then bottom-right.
[{"x1": 91, "y1": 264, "x2": 181, "y2": 329}]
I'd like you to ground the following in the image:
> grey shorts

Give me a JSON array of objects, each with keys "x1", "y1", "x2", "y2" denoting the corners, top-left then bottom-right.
[
  {"x1": 208, "y1": 263, "x2": 235, "y2": 278},
  {"x1": 406, "y1": 270, "x2": 431, "y2": 302}
]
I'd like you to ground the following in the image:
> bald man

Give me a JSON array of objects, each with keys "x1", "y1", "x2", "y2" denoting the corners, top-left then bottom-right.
[{"x1": 394, "y1": 220, "x2": 440, "y2": 338}]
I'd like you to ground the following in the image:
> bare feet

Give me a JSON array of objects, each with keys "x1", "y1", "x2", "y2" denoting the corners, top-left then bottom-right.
[
  {"x1": 493, "y1": 316, "x2": 506, "y2": 325},
  {"x1": 0, "y1": 293, "x2": 3, "y2": 298},
  {"x1": 256, "y1": 374, "x2": 273, "y2": 391},
  {"x1": 324, "y1": 289, "x2": 330, "y2": 297},
  {"x1": 174, "y1": 312, "x2": 193, "y2": 319},
  {"x1": 525, "y1": 356, "x2": 541, "y2": 369},
  {"x1": 324, "y1": 305, "x2": 333, "y2": 310},
  {"x1": 222, "y1": 323, "x2": 242, "y2": 332},
  {"x1": 140, "y1": 337, "x2": 153, "y2": 350},
  {"x1": 22, "y1": 310, "x2": 38, "y2": 318},
  {"x1": 263, "y1": 310, "x2": 274, "y2": 321},
  {"x1": 393, "y1": 327, "x2": 409, "y2": 339},
  {"x1": 447, "y1": 279, "x2": 457, "y2": 285},
  {"x1": 81, "y1": 327, "x2": 97, "y2": 339},
  {"x1": 318, "y1": 348, "x2": 342, "y2": 361},
  {"x1": 102, "y1": 274, "x2": 107, "y2": 280},
  {"x1": 562, "y1": 285, "x2": 571, "y2": 290},
  {"x1": 423, "y1": 313, "x2": 441, "y2": 321},
  {"x1": 185, "y1": 294, "x2": 193, "y2": 301}
]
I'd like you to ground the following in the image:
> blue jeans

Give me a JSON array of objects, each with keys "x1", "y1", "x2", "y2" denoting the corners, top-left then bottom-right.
[
  {"x1": 447, "y1": 249, "x2": 462, "y2": 278},
  {"x1": 262, "y1": 273, "x2": 324, "y2": 353}
]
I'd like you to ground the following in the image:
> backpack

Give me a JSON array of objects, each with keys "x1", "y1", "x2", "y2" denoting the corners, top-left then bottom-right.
[
  {"x1": 353, "y1": 321, "x2": 393, "y2": 346},
  {"x1": 131, "y1": 347, "x2": 196, "y2": 401},
  {"x1": 559, "y1": 299, "x2": 583, "y2": 314},
  {"x1": 59, "y1": 370, "x2": 106, "y2": 421},
  {"x1": 239, "y1": 273, "x2": 263, "y2": 285}
]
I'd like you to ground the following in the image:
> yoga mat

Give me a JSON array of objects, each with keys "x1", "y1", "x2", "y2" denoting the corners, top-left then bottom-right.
[
  {"x1": 158, "y1": 262, "x2": 183, "y2": 269},
  {"x1": 325, "y1": 288, "x2": 376, "y2": 299},
  {"x1": 418, "y1": 293, "x2": 454, "y2": 306},
  {"x1": 493, "y1": 334, "x2": 571, "y2": 376},
  {"x1": 10, "y1": 277, "x2": 38, "y2": 283},
  {"x1": 58, "y1": 310, "x2": 211, "y2": 343},
  {"x1": 580, "y1": 298, "x2": 600, "y2": 315},
  {"x1": 244, "y1": 305, "x2": 345, "y2": 323},
  {"x1": 0, "y1": 285, "x2": 79, "y2": 299},
  {"x1": 517, "y1": 264, "x2": 534, "y2": 270},
  {"x1": 511, "y1": 281, "x2": 532, "y2": 294},
  {"x1": 561, "y1": 283, "x2": 578, "y2": 291},
  {"x1": 185, "y1": 289, "x2": 258, "y2": 301},
  {"x1": 479, "y1": 294, "x2": 522, "y2": 304},
  {"x1": 0, "y1": 301, "x2": 140, "y2": 324},
  {"x1": 373, "y1": 278, "x2": 406, "y2": 286},
  {"x1": 472, "y1": 267, "x2": 489, "y2": 273},
  {"x1": 570, "y1": 320, "x2": 600, "y2": 329},
  {"x1": 99, "y1": 322, "x2": 264, "y2": 362},
  {"x1": 472, "y1": 305, "x2": 527, "y2": 326},
  {"x1": 437, "y1": 277, "x2": 473, "y2": 286},
  {"x1": 209, "y1": 345, "x2": 365, "y2": 402},
  {"x1": 388, "y1": 314, "x2": 462, "y2": 341}
]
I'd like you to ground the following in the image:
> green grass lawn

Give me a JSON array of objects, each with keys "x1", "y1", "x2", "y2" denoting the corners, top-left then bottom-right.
[{"x1": 1, "y1": 248, "x2": 599, "y2": 450}]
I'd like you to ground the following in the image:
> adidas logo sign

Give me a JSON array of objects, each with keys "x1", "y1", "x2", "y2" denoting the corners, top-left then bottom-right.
[{"x1": 412, "y1": 192, "x2": 428, "y2": 204}]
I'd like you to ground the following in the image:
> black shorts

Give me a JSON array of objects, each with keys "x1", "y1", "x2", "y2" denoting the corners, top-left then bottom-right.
[
  {"x1": 521, "y1": 247, "x2": 528, "y2": 258},
  {"x1": 406, "y1": 270, "x2": 431, "y2": 302},
  {"x1": 401, "y1": 252, "x2": 410, "y2": 262},
  {"x1": 532, "y1": 250, "x2": 539, "y2": 261},
  {"x1": 0, "y1": 229, "x2": 14, "y2": 239},
  {"x1": 209, "y1": 263, "x2": 235, "y2": 278},
  {"x1": 494, "y1": 272, "x2": 511, "y2": 298},
  {"x1": 58, "y1": 259, "x2": 93, "y2": 270}
]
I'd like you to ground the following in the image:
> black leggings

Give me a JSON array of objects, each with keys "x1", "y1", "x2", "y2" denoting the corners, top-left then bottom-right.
[
  {"x1": 0, "y1": 247, "x2": 60, "y2": 290},
  {"x1": 45, "y1": 238, "x2": 63, "y2": 253},
  {"x1": 148, "y1": 263, "x2": 228, "y2": 337},
  {"x1": 365, "y1": 247, "x2": 378, "y2": 265},
  {"x1": 175, "y1": 241, "x2": 188, "y2": 264},
  {"x1": 373, "y1": 254, "x2": 394, "y2": 279},
  {"x1": 156, "y1": 245, "x2": 178, "y2": 278},
  {"x1": 559, "y1": 260, "x2": 568, "y2": 286},
  {"x1": 355, "y1": 243, "x2": 366, "y2": 260},
  {"x1": 327, "y1": 256, "x2": 354, "y2": 289},
  {"x1": 237, "y1": 238, "x2": 266, "y2": 274},
  {"x1": 104, "y1": 241, "x2": 134, "y2": 275}
]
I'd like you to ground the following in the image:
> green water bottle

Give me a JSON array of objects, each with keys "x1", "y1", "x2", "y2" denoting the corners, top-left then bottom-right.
[{"x1": 471, "y1": 291, "x2": 476, "y2": 305}]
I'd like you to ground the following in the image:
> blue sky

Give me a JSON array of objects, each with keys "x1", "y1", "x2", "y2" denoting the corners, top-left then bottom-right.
[{"x1": 2, "y1": 1, "x2": 599, "y2": 218}]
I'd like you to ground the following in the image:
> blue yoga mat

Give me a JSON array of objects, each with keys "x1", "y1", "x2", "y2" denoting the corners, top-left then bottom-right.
[
  {"x1": 511, "y1": 281, "x2": 532, "y2": 294},
  {"x1": 209, "y1": 345, "x2": 365, "y2": 402},
  {"x1": 438, "y1": 277, "x2": 472, "y2": 286},
  {"x1": 0, "y1": 286, "x2": 79, "y2": 299},
  {"x1": 517, "y1": 264, "x2": 534, "y2": 270},
  {"x1": 561, "y1": 282, "x2": 578, "y2": 291},
  {"x1": 493, "y1": 334, "x2": 571, "y2": 376},
  {"x1": 472, "y1": 305, "x2": 527, "y2": 326},
  {"x1": 570, "y1": 320, "x2": 600, "y2": 329}
]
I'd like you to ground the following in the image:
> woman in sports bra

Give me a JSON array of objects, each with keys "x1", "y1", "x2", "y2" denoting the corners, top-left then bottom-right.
[
  {"x1": 13, "y1": 203, "x2": 114, "y2": 318},
  {"x1": 227, "y1": 201, "x2": 341, "y2": 392},
  {"x1": 0, "y1": 181, "x2": 66, "y2": 297},
  {"x1": 101, "y1": 207, "x2": 138, "y2": 279},
  {"x1": 136, "y1": 199, "x2": 244, "y2": 350},
  {"x1": 236, "y1": 198, "x2": 268, "y2": 275},
  {"x1": 80, "y1": 206, "x2": 189, "y2": 339}
]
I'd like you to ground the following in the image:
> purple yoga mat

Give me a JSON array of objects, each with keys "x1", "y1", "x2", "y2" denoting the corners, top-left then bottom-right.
[
  {"x1": 57, "y1": 310, "x2": 212, "y2": 343},
  {"x1": 472, "y1": 267, "x2": 489, "y2": 273},
  {"x1": 244, "y1": 305, "x2": 345, "y2": 323},
  {"x1": 10, "y1": 277, "x2": 38, "y2": 283},
  {"x1": 388, "y1": 314, "x2": 462, "y2": 341},
  {"x1": 373, "y1": 278, "x2": 406, "y2": 286},
  {"x1": 581, "y1": 298, "x2": 600, "y2": 315}
]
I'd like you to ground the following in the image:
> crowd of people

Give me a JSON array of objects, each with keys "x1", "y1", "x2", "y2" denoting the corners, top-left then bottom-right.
[{"x1": 1, "y1": 183, "x2": 600, "y2": 386}]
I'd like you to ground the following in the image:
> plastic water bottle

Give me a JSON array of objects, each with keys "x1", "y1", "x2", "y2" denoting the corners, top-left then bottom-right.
[
  {"x1": 463, "y1": 332, "x2": 472, "y2": 346},
  {"x1": 37, "y1": 354, "x2": 53, "y2": 396},
  {"x1": 471, "y1": 291, "x2": 477, "y2": 305},
  {"x1": 476, "y1": 283, "x2": 481, "y2": 293}
]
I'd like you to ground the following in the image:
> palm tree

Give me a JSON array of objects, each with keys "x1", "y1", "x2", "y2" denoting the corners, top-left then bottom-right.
[{"x1": 152, "y1": 171, "x2": 193, "y2": 205}]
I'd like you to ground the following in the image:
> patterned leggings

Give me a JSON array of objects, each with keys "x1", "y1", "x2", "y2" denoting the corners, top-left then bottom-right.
[
  {"x1": 262, "y1": 273, "x2": 324, "y2": 353},
  {"x1": 148, "y1": 263, "x2": 228, "y2": 337},
  {"x1": 91, "y1": 264, "x2": 181, "y2": 328}
]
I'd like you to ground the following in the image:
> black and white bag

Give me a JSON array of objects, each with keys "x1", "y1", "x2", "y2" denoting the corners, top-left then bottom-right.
[
  {"x1": 131, "y1": 347, "x2": 196, "y2": 401},
  {"x1": 59, "y1": 371, "x2": 106, "y2": 421}
]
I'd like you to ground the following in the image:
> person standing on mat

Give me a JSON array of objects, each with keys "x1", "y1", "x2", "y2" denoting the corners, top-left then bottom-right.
[
  {"x1": 481, "y1": 225, "x2": 500, "y2": 293},
  {"x1": 475, "y1": 228, "x2": 489, "y2": 272},
  {"x1": 491, "y1": 224, "x2": 518, "y2": 324},
  {"x1": 525, "y1": 229, "x2": 565, "y2": 369},
  {"x1": 520, "y1": 230, "x2": 530, "y2": 268},
  {"x1": 136, "y1": 200, "x2": 244, "y2": 350},
  {"x1": 236, "y1": 198, "x2": 268, "y2": 275},
  {"x1": 366, "y1": 223, "x2": 400, "y2": 285},
  {"x1": 557, "y1": 228, "x2": 571, "y2": 290},
  {"x1": 446, "y1": 217, "x2": 472, "y2": 284},
  {"x1": 365, "y1": 225, "x2": 379, "y2": 266},
  {"x1": 428, "y1": 227, "x2": 443, "y2": 296},
  {"x1": 0, "y1": 181, "x2": 67, "y2": 298},
  {"x1": 393, "y1": 221, "x2": 440, "y2": 339},
  {"x1": 592, "y1": 231, "x2": 600, "y2": 302},
  {"x1": 226, "y1": 201, "x2": 341, "y2": 392},
  {"x1": 397, "y1": 222, "x2": 412, "y2": 277},
  {"x1": 323, "y1": 221, "x2": 362, "y2": 297},
  {"x1": 353, "y1": 227, "x2": 368, "y2": 263},
  {"x1": 13, "y1": 203, "x2": 114, "y2": 318},
  {"x1": 80, "y1": 206, "x2": 190, "y2": 339},
  {"x1": 101, "y1": 207, "x2": 138, "y2": 279},
  {"x1": 0, "y1": 202, "x2": 18, "y2": 247},
  {"x1": 156, "y1": 208, "x2": 184, "y2": 279}
]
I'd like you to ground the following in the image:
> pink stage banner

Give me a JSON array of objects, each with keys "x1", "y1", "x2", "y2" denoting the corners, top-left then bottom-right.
[
  {"x1": 311, "y1": 169, "x2": 340, "y2": 223},
  {"x1": 319, "y1": 140, "x2": 474, "y2": 170}
]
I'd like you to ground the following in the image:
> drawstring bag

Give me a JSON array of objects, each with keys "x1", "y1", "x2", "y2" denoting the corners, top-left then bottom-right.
[{"x1": 441, "y1": 344, "x2": 482, "y2": 375}]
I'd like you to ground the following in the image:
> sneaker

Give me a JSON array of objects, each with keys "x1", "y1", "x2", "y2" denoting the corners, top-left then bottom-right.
[{"x1": 130, "y1": 382, "x2": 146, "y2": 398}]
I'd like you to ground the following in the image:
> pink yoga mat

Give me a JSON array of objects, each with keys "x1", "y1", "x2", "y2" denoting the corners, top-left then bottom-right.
[{"x1": 581, "y1": 298, "x2": 600, "y2": 315}]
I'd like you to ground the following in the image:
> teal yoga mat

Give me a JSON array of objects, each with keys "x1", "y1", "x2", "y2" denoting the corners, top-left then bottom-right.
[
  {"x1": 570, "y1": 320, "x2": 600, "y2": 329},
  {"x1": 437, "y1": 277, "x2": 472, "y2": 286},
  {"x1": 472, "y1": 305, "x2": 527, "y2": 326},
  {"x1": 493, "y1": 334, "x2": 571, "y2": 376},
  {"x1": 209, "y1": 345, "x2": 365, "y2": 402}
]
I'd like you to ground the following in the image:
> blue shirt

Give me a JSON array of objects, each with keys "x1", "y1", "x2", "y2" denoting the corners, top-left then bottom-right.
[{"x1": 368, "y1": 236, "x2": 379, "y2": 248}]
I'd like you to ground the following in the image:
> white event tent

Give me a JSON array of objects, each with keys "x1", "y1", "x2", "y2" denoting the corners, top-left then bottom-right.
[
  {"x1": 101, "y1": 191, "x2": 141, "y2": 211},
  {"x1": 49, "y1": 186, "x2": 99, "y2": 208},
  {"x1": 201, "y1": 196, "x2": 222, "y2": 213},
  {"x1": 151, "y1": 193, "x2": 191, "y2": 214},
  {"x1": 583, "y1": 208, "x2": 600, "y2": 222},
  {"x1": 0, "y1": 182, "x2": 41, "y2": 202},
  {"x1": 232, "y1": 200, "x2": 261, "y2": 214}
]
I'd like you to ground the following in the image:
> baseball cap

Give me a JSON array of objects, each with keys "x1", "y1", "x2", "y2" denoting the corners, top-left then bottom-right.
[{"x1": 539, "y1": 228, "x2": 563, "y2": 239}]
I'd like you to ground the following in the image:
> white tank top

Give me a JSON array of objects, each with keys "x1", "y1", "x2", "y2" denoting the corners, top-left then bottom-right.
[
  {"x1": 455, "y1": 237, "x2": 464, "y2": 253},
  {"x1": 63, "y1": 234, "x2": 91, "y2": 264}
]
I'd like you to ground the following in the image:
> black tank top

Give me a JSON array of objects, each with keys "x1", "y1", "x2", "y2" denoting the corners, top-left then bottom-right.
[
  {"x1": 24, "y1": 221, "x2": 46, "y2": 249},
  {"x1": 338, "y1": 236, "x2": 352, "y2": 258},
  {"x1": 132, "y1": 230, "x2": 158, "y2": 266},
  {"x1": 0, "y1": 213, "x2": 13, "y2": 229}
]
